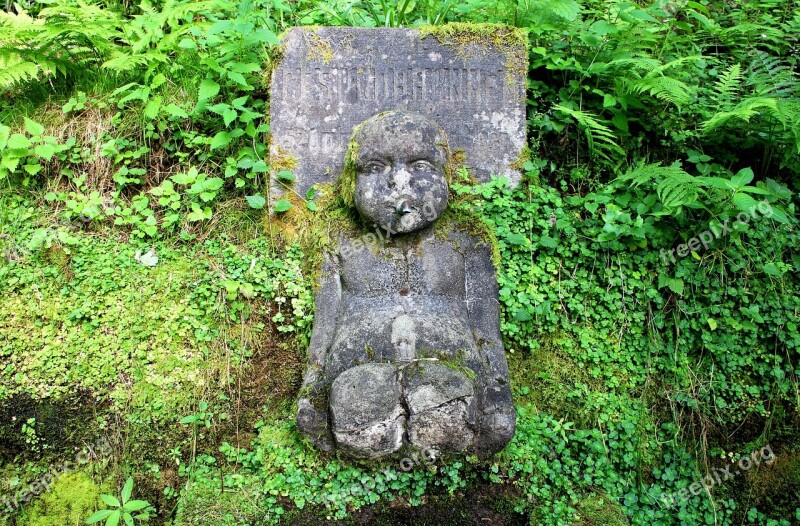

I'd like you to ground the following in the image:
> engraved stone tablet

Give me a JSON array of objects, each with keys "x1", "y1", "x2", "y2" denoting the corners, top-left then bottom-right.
[{"x1": 269, "y1": 26, "x2": 528, "y2": 197}]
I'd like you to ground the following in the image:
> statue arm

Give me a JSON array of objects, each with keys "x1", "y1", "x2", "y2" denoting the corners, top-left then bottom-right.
[
  {"x1": 296, "y1": 251, "x2": 342, "y2": 451},
  {"x1": 463, "y1": 236, "x2": 516, "y2": 456},
  {"x1": 302, "y1": 252, "x2": 342, "y2": 387}
]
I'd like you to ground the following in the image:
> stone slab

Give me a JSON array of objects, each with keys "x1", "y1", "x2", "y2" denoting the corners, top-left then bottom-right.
[{"x1": 269, "y1": 26, "x2": 528, "y2": 198}]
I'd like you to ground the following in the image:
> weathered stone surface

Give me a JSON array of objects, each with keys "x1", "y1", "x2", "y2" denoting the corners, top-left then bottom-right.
[
  {"x1": 330, "y1": 363, "x2": 405, "y2": 458},
  {"x1": 269, "y1": 26, "x2": 527, "y2": 198},
  {"x1": 296, "y1": 111, "x2": 515, "y2": 460},
  {"x1": 405, "y1": 363, "x2": 476, "y2": 452}
]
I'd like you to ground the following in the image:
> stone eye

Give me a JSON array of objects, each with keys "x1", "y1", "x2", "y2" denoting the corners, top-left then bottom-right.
[
  {"x1": 364, "y1": 161, "x2": 388, "y2": 175},
  {"x1": 410, "y1": 160, "x2": 434, "y2": 172}
]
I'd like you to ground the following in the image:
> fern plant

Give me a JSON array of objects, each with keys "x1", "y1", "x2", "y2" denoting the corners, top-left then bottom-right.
[{"x1": 0, "y1": 2, "x2": 122, "y2": 92}]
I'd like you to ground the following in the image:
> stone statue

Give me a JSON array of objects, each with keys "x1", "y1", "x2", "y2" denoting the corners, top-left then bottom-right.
[{"x1": 296, "y1": 111, "x2": 515, "y2": 460}]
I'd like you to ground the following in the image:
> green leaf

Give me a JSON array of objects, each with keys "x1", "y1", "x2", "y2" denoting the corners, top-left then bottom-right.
[
  {"x1": 164, "y1": 104, "x2": 189, "y2": 119},
  {"x1": 123, "y1": 513, "x2": 134, "y2": 526},
  {"x1": 504, "y1": 233, "x2": 528, "y2": 246},
  {"x1": 539, "y1": 236, "x2": 558, "y2": 248},
  {"x1": 86, "y1": 509, "x2": 115, "y2": 524},
  {"x1": 0, "y1": 125, "x2": 9, "y2": 149},
  {"x1": 513, "y1": 309, "x2": 532, "y2": 321},
  {"x1": 198, "y1": 79, "x2": 220, "y2": 102},
  {"x1": 730, "y1": 167, "x2": 754, "y2": 188},
  {"x1": 276, "y1": 170, "x2": 295, "y2": 181},
  {"x1": 707, "y1": 318, "x2": 717, "y2": 330},
  {"x1": 100, "y1": 494, "x2": 121, "y2": 508},
  {"x1": 121, "y1": 478, "x2": 133, "y2": 504},
  {"x1": 106, "y1": 510, "x2": 120, "y2": 526},
  {"x1": 732, "y1": 192, "x2": 758, "y2": 213},
  {"x1": 122, "y1": 500, "x2": 149, "y2": 512},
  {"x1": 306, "y1": 201, "x2": 318, "y2": 211},
  {"x1": 245, "y1": 195, "x2": 266, "y2": 209},
  {"x1": 24, "y1": 163, "x2": 43, "y2": 175},
  {"x1": 210, "y1": 131, "x2": 232, "y2": 150},
  {"x1": 7, "y1": 133, "x2": 32, "y2": 150},
  {"x1": 667, "y1": 278, "x2": 684, "y2": 295},
  {"x1": 178, "y1": 38, "x2": 196, "y2": 50},
  {"x1": 24, "y1": 118, "x2": 44, "y2": 137},
  {"x1": 223, "y1": 108, "x2": 238, "y2": 127},
  {"x1": 273, "y1": 199, "x2": 291, "y2": 212},
  {"x1": 34, "y1": 144, "x2": 56, "y2": 160},
  {"x1": 762, "y1": 263, "x2": 783, "y2": 277}
]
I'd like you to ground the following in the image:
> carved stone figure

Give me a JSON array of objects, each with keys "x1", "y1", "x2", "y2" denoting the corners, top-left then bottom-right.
[{"x1": 296, "y1": 111, "x2": 515, "y2": 459}]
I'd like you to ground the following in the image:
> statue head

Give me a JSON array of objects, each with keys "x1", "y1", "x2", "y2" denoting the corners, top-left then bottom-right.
[{"x1": 347, "y1": 111, "x2": 450, "y2": 234}]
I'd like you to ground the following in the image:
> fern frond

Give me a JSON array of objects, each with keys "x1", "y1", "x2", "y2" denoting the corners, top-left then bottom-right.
[
  {"x1": 617, "y1": 162, "x2": 703, "y2": 211},
  {"x1": 629, "y1": 76, "x2": 693, "y2": 107},
  {"x1": 713, "y1": 63, "x2": 742, "y2": 100},
  {"x1": 101, "y1": 51, "x2": 164, "y2": 72},
  {"x1": 701, "y1": 96, "x2": 779, "y2": 133},
  {"x1": 554, "y1": 104, "x2": 624, "y2": 162},
  {"x1": 0, "y1": 54, "x2": 42, "y2": 89}
]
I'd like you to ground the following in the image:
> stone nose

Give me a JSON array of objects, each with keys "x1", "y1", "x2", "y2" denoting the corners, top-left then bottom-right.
[
  {"x1": 389, "y1": 166, "x2": 413, "y2": 194},
  {"x1": 396, "y1": 200, "x2": 412, "y2": 215}
]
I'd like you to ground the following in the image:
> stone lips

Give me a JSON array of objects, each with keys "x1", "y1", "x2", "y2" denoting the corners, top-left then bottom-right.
[{"x1": 269, "y1": 26, "x2": 527, "y2": 197}]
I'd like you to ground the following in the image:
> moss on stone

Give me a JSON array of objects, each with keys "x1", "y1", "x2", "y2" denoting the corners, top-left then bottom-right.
[
  {"x1": 419, "y1": 23, "x2": 528, "y2": 95},
  {"x1": 304, "y1": 29, "x2": 335, "y2": 64},
  {"x1": 270, "y1": 144, "x2": 299, "y2": 174}
]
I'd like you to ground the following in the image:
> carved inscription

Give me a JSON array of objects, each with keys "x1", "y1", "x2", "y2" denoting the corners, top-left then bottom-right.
[
  {"x1": 269, "y1": 27, "x2": 528, "y2": 195},
  {"x1": 279, "y1": 67, "x2": 517, "y2": 105}
]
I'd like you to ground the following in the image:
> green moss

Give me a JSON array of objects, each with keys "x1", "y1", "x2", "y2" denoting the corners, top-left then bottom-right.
[
  {"x1": 419, "y1": 23, "x2": 528, "y2": 93},
  {"x1": 16, "y1": 471, "x2": 105, "y2": 526},
  {"x1": 174, "y1": 480, "x2": 265, "y2": 526},
  {"x1": 270, "y1": 144, "x2": 299, "y2": 174},
  {"x1": 301, "y1": 27, "x2": 335, "y2": 64},
  {"x1": 573, "y1": 493, "x2": 628, "y2": 526}
]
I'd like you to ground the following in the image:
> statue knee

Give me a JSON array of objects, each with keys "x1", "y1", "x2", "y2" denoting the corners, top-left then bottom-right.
[{"x1": 329, "y1": 363, "x2": 405, "y2": 458}]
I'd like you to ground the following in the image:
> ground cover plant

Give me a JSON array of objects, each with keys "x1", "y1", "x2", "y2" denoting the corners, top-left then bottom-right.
[{"x1": 0, "y1": 0, "x2": 798, "y2": 524}]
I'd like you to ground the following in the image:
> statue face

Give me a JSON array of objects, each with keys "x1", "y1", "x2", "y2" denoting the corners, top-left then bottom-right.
[{"x1": 353, "y1": 112, "x2": 449, "y2": 234}]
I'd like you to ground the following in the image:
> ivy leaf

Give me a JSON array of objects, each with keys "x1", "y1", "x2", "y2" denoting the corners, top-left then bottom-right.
[
  {"x1": 273, "y1": 199, "x2": 291, "y2": 212},
  {"x1": 198, "y1": 79, "x2": 220, "y2": 102},
  {"x1": 245, "y1": 195, "x2": 266, "y2": 209}
]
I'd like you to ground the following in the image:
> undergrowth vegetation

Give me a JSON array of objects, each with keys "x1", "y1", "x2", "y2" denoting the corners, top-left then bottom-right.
[{"x1": 1, "y1": 0, "x2": 798, "y2": 525}]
